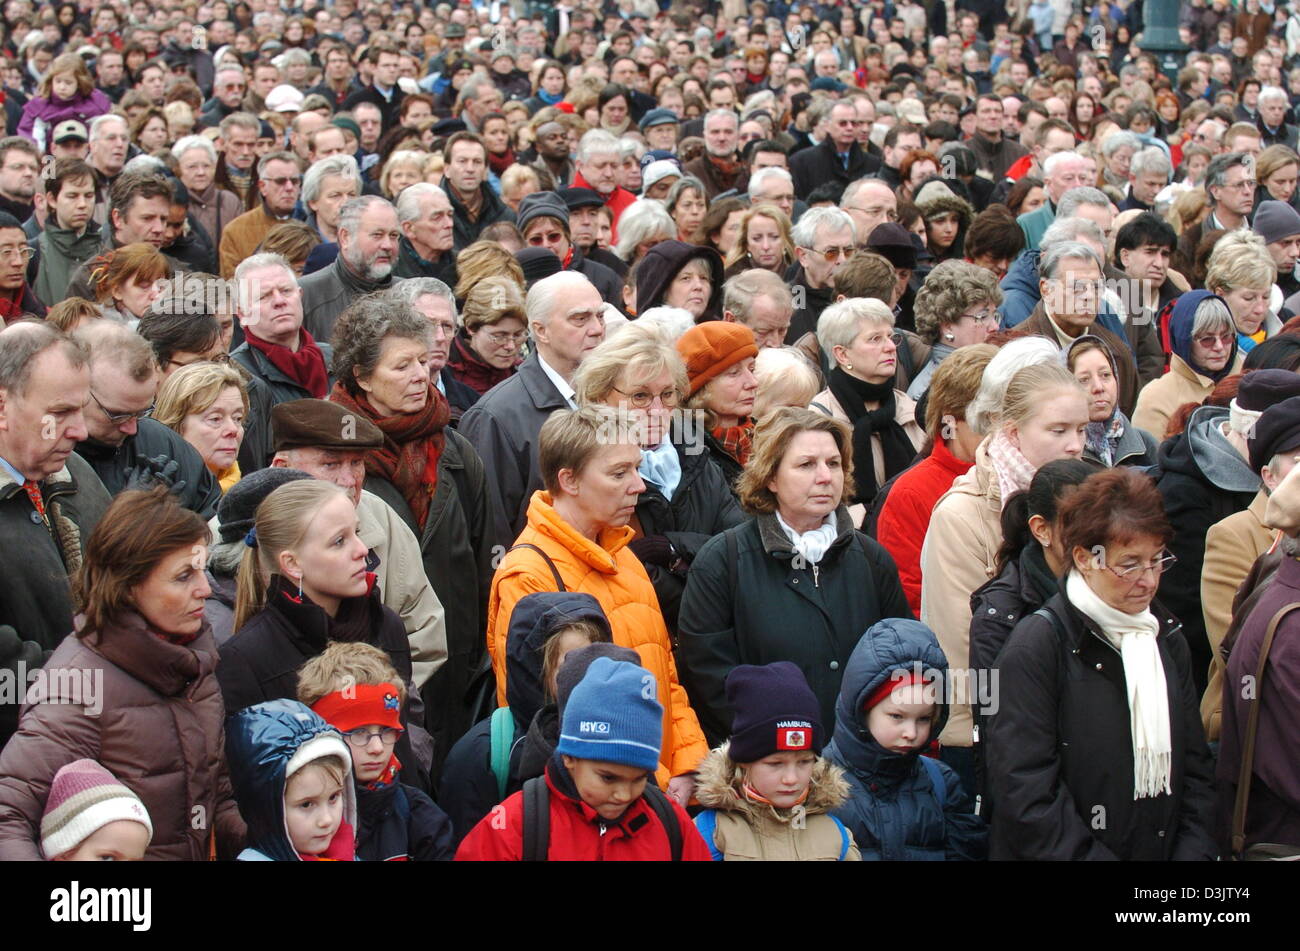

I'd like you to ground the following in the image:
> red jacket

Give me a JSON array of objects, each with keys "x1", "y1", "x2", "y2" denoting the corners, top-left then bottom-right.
[
  {"x1": 571, "y1": 171, "x2": 635, "y2": 243},
  {"x1": 455, "y1": 767, "x2": 711, "y2": 861},
  {"x1": 875, "y1": 438, "x2": 974, "y2": 616}
]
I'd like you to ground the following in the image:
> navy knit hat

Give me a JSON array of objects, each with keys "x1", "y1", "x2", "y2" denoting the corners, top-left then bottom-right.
[
  {"x1": 558, "y1": 657, "x2": 662, "y2": 771},
  {"x1": 725, "y1": 661, "x2": 824, "y2": 763}
]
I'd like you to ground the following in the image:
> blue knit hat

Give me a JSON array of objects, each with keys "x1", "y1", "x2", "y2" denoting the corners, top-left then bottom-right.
[{"x1": 558, "y1": 657, "x2": 662, "y2": 772}]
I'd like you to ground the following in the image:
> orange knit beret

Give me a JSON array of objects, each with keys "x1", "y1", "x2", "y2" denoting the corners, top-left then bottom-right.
[{"x1": 675, "y1": 321, "x2": 759, "y2": 397}]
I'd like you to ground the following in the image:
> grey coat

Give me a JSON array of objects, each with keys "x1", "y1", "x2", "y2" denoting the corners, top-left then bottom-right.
[{"x1": 298, "y1": 257, "x2": 393, "y2": 344}]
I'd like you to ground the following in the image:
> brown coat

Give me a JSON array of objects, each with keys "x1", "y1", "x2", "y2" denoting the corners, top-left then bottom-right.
[
  {"x1": 218, "y1": 203, "x2": 281, "y2": 279},
  {"x1": 682, "y1": 154, "x2": 750, "y2": 200},
  {"x1": 1132, "y1": 352, "x2": 1246, "y2": 441},
  {"x1": 1017, "y1": 302, "x2": 1140, "y2": 417},
  {"x1": 920, "y1": 437, "x2": 1002, "y2": 748},
  {"x1": 0, "y1": 612, "x2": 245, "y2": 861}
]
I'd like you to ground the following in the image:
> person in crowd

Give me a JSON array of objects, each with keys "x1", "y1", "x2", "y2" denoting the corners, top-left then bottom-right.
[
  {"x1": 225, "y1": 699, "x2": 357, "y2": 861},
  {"x1": 987, "y1": 468, "x2": 1217, "y2": 860},
  {"x1": 696, "y1": 196, "x2": 749, "y2": 261},
  {"x1": 1133, "y1": 291, "x2": 1244, "y2": 438},
  {"x1": 153, "y1": 361, "x2": 247, "y2": 494},
  {"x1": 824, "y1": 617, "x2": 987, "y2": 860},
  {"x1": 635, "y1": 239, "x2": 724, "y2": 322},
  {"x1": 303, "y1": 154, "x2": 362, "y2": 249},
  {"x1": 298, "y1": 642, "x2": 454, "y2": 861},
  {"x1": 723, "y1": 204, "x2": 795, "y2": 278},
  {"x1": 456, "y1": 656, "x2": 711, "y2": 861},
  {"x1": 29, "y1": 158, "x2": 101, "y2": 309},
  {"x1": 485, "y1": 405, "x2": 707, "y2": 803},
  {"x1": 575, "y1": 322, "x2": 744, "y2": 632},
  {"x1": 915, "y1": 180, "x2": 973, "y2": 264},
  {"x1": 87, "y1": 243, "x2": 167, "y2": 323},
  {"x1": 37, "y1": 759, "x2": 153, "y2": 861},
  {"x1": 460, "y1": 271, "x2": 606, "y2": 546},
  {"x1": 17, "y1": 53, "x2": 111, "y2": 153},
  {"x1": 875, "y1": 345, "x2": 996, "y2": 615},
  {"x1": 787, "y1": 207, "x2": 856, "y2": 344},
  {"x1": 515, "y1": 191, "x2": 622, "y2": 304},
  {"x1": 676, "y1": 320, "x2": 759, "y2": 491},
  {"x1": 438, "y1": 595, "x2": 625, "y2": 846},
  {"x1": 1175, "y1": 152, "x2": 1256, "y2": 275},
  {"x1": 907, "y1": 260, "x2": 999, "y2": 404},
  {"x1": 300, "y1": 196, "x2": 400, "y2": 342},
  {"x1": 612, "y1": 199, "x2": 677, "y2": 272},
  {"x1": 1067, "y1": 335, "x2": 1158, "y2": 468},
  {"x1": 446, "y1": 273, "x2": 526, "y2": 397},
  {"x1": 1203, "y1": 230, "x2": 1282, "y2": 354},
  {"x1": 721, "y1": 269, "x2": 795, "y2": 352},
  {"x1": 679, "y1": 406, "x2": 912, "y2": 744},
  {"x1": 693, "y1": 662, "x2": 861, "y2": 861},
  {"x1": 1255, "y1": 144, "x2": 1299, "y2": 209},
  {"x1": 325, "y1": 297, "x2": 493, "y2": 768},
  {"x1": 666, "y1": 176, "x2": 709, "y2": 245},
  {"x1": 392, "y1": 182, "x2": 456, "y2": 285},
  {"x1": 810, "y1": 297, "x2": 925, "y2": 526},
  {"x1": 385, "y1": 278, "x2": 480, "y2": 419},
  {"x1": 173, "y1": 136, "x2": 243, "y2": 249},
  {"x1": 0, "y1": 488, "x2": 245, "y2": 859},
  {"x1": 921, "y1": 352, "x2": 1089, "y2": 794},
  {"x1": 218, "y1": 150, "x2": 303, "y2": 279}
]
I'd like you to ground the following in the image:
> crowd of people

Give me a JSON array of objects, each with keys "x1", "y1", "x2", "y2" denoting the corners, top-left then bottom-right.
[{"x1": 0, "y1": 0, "x2": 1298, "y2": 863}]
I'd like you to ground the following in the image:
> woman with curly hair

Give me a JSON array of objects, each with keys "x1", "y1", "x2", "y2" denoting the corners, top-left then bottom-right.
[{"x1": 906, "y1": 260, "x2": 1000, "y2": 404}]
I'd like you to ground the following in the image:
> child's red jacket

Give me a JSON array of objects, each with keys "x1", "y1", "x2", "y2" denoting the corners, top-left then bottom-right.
[{"x1": 455, "y1": 767, "x2": 711, "y2": 861}]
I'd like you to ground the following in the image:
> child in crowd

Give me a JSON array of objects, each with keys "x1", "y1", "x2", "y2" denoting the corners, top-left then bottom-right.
[
  {"x1": 455, "y1": 656, "x2": 712, "y2": 861},
  {"x1": 298, "y1": 642, "x2": 454, "y2": 861},
  {"x1": 40, "y1": 760, "x2": 152, "y2": 861},
  {"x1": 18, "y1": 53, "x2": 113, "y2": 152},
  {"x1": 225, "y1": 699, "x2": 357, "y2": 861},
  {"x1": 694, "y1": 662, "x2": 860, "y2": 860},
  {"x1": 826, "y1": 619, "x2": 988, "y2": 860}
]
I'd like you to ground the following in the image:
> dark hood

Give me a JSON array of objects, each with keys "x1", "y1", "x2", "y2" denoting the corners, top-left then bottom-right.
[
  {"x1": 824, "y1": 618, "x2": 950, "y2": 781},
  {"x1": 504, "y1": 591, "x2": 613, "y2": 732},
  {"x1": 634, "y1": 239, "x2": 723, "y2": 319},
  {"x1": 224, "y1": 699, "x2": 357, "y2": 862},
  {"x1": 1167, "y1": 289, "x2": 1238, "y2": 382},
  {"x1": 1157, "y1": 404, "x2": 1260, "y2": 494}
]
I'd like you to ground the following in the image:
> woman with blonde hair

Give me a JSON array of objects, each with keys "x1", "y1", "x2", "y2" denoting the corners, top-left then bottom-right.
[
  {"x1": 1255, "y1": 144, "x2": 1300, "y2": 207},
  {"x1": 453, "y1": 239, "x2": 526, "y2": 301},
  {"x1": 154, "y1": 362, "x2": 249, "y2": 493},
  {"x1": 89, "y1": 243, "x2": 170, "y2": 322},
  {"x1": 723, "y1": 203, "x2": 796, "y2": 278},
  {"x1": 448, "y1": 274, "x2": 527, "y2": 396},
  {"x1": 1204, "y1": 229, "x2": 1281, "y2": 353},
  {"x1": 753, "y1": 347, "x2": 821, "y2": 421},
  {"x1": 380, "y1": 150, "x2": 428, "y2": 200}
]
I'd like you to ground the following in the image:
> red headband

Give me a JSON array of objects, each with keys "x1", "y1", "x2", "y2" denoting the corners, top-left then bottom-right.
[
  {"x1": 311, "y1": 683, "x2": 403, "y2": 733},
  {"x1": 863, "y1": 670, "x2": 927, "y2": 712}
]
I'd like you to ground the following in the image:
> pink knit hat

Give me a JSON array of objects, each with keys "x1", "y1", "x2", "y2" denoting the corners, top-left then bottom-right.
[{"x1": 41, "y1": 760, "x2": 153, "y2": 859}]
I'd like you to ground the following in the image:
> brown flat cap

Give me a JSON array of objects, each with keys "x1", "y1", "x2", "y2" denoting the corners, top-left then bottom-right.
[{"x1": 272, "y1": 399, "x2": 384, "y2": 452}]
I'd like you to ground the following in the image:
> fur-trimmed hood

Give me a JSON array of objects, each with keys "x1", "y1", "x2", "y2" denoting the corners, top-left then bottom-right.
[
  {"x1": 913, "y1": 180, "x2": 974, "y2": 229},
  {"x1": 693, "y1": 741, "x2": 851, "y2": 823}
]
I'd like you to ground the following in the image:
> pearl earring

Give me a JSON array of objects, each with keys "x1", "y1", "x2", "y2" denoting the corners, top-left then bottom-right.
[
  {"x1": 845, "y1": 363, "x2": 853, "y2": 371},
  {"x1": 945, "y1": 332, "x2": 955, "y2": 341}
]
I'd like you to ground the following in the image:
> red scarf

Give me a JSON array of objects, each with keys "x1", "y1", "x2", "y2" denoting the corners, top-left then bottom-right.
[
  {"x1": 329, "y1": 382, "x2": 450, "y2": 531},
  {"x1": 487, "y1": 148, "x2": 516, "y2": 178},
  {"x1": 712, "y1": 420, "x2": 754, "y2": 466},
  {"x1": 0, "y1": 286, "x2": 28, "y2": 325},
  {"x1": 245, "y1": 328, "x2": 329, "y2": 398},
  {"x1": 298, "y1": 818, "x2": 356, "y2": 861}
]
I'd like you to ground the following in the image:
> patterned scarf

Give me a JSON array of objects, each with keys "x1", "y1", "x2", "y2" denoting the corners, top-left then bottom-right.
[
  {"x1": 1084, "y1": 412, "x2": 1125, "y2": 468},
  {"x1": 329, "y1": 382, "x2": 450, "y2": 531},
  {"x1": 987, "y1": 430, "x2": 1038, "y2": 511},
  {"x1": 712, "y1": 419, "x2": 754, "y2": 466},
  {"x1": 0, "y1": 286, "x2": 27, "y2": 324},
  {"x1": 245, "y1": 328, "x2": 328, "y2": 398}
]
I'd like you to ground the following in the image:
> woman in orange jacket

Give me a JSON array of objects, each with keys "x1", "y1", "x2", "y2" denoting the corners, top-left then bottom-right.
[{"x1": 486, "y1": 406, "x2": 708, "y2": 804}]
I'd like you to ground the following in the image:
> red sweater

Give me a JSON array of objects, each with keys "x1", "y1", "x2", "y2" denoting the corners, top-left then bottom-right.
[
  {"x1": 875, "y1": 438, "x2": 974, "y2": 616},
  {"x1": 455, "y1": 768, "x2": 711, "y2": 861}
]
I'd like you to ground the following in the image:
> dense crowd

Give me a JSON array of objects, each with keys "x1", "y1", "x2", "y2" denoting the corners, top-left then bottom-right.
[{"x1": 0, "y1": 0, "x2": 1297, "y2": 863}]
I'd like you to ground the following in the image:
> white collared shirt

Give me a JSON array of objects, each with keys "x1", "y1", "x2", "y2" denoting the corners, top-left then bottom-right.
[{"x1": 537, "y1": 353, "x2": 577, "y2": 408}]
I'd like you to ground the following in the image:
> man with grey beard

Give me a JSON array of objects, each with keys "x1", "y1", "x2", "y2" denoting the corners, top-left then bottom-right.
[{"x1": 299, "y1": 195, "x2": 399, "y2": 341}]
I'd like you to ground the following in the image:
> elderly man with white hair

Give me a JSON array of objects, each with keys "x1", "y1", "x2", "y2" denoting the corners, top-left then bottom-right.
[
  {"x1": 459, "y1": 270, "x2": 607, "y2": 546},
  {"x1": 393, "y1": 181, "x2": 457, "y2": 284},
  {"x1": 299, "y1": 195, "x2": 400, "y2": 340},
  {"x1": 1258, "y1": 85, "x2": 1299, "y2": 150},
  {"x1": 1120, "y1": 147, "x2": 1173, "y2": 213},
  {"x1": 572, "y1": 128, "x2": 636, "y2": 240},
  {"x1": 1002, "y1": 191, "x2": 1113, "y2": 327},
  {"x1": 747, "y1": 166, "x2": 796, "y2": 222},
  {"x1": 788, "y1": 205, "x2": 856, "y2": 345},
  {"x1": 1017, "y1": 149, "x2": 1090, "y2": 249}
]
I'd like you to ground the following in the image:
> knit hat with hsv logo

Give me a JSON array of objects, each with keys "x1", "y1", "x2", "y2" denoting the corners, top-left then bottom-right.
[
  {"x1": 558, "y1": 656, "x2": 663, "y2": 772},
  {"x1": 725, "y1": 661, "x2": 825, "y2": 762}
]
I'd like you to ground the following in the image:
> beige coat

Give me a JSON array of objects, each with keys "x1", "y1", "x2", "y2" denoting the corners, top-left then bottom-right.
[
  {"x1": 218, "y1": 203, "x2": 281, "y2": 279},
  {"x1": 1199, "y1": 490, "x2": 1277, "y2": 742},
  {"x1": 809, "y1": 386, "x2": 925, "y2": 526},
  {"x1": 1131, "y1": 353, "x2": 1245, "y2": 440},
  {"x1": 920, "y1": 438, "x2": 1002, "y2": 748}
]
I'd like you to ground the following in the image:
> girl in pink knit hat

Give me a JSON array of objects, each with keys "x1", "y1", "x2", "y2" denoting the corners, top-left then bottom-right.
[{"x1": 40, "y1": 759, "x2": 153, "y2": 861}]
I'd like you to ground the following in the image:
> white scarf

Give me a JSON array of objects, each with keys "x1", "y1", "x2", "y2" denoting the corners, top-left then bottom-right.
[
  {"x1": 1066, "y1": 570, "x2": 1172, "y2": 800},
  {"x1": 774, "y1": 511, "x2": 838, "y2": 566}
]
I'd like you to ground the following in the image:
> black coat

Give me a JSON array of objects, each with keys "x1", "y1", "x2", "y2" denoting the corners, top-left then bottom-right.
[
  {"x1": 789, "y1": 136, "x2": 881, "y2": 202},
  {"x1": 569, "y1": 245, "x2": 622, "y2": 307},
  {"x1": 75, "y1": 418, "x2": 222, "y2": 519},
  {"x1": 355, "y1": 781, "x2": 454, "y2": 861},
  {"x1": 986, "y1": 591, "x2": 1218, "y2": 860},
  {"x1": 678, "y1": 507, "x2": 913, "y2": 746},
  {"x1": 784, "y1": 260, "x2": 834, "y2": 344},
  {"x1": 341, "y1": 84, "x2": 406, "y2": 132},
  {"x1": 632, "y1": 430, "x2": 747, "y2": 633},
  {"x1": 447, "y1": 182, "x2": 517, "y2": 252}
]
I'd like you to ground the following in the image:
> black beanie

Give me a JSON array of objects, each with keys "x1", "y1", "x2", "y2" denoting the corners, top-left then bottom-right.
[{"x1": 725, "y1": 661, "x2": 824, "y2": 762}]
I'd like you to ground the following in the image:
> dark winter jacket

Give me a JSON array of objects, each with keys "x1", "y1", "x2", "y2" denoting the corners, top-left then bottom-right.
[
  {"x1": 678, "y1": 506, "x2": 914, "y2": 746},
  {"x1": 363, "y1": 426, "x2": 497, "y2": 780},
  {"x1": 447, "y1": 181, "x2": 517, "y2": 252},
  {"x1": 633, "y1": 425, "x2": 747, "y2": 633},
  {"x1": 1085, "y1": 413, "x2": 1160, "y2": 469},
  {"x1": 230, "y1": 337, "x2": 335, "y2": 408},
  {"x1": 30, "y1": 220, "x2": 103, "y2": 308},
  {"x1": 458, "y1": 352, "x2": 570, "y2": 548},
  {"x1": 1156, "y1": 405, "x2": 1261, "y2": 695},
  {"x1": 392, "y1": 235, "x2": 458, "y2": 285},
  {"x1": 355, "y1": 780, "x2": 454, "y2": 861},
  {"x1": 785, "y1": 260, "x2": 834, "y2": 344},
  {"x1": 437, "y1": 591, "x2": 612, "y2": 846},
  {"x1": 824, "y1": 618, "x2": 988, "y2": 861},
  {"x1": 987, "y1": 590, "x2": 1218, "y2": 860},
  {"x1": 447, "y1": 331, "x2": 518, "y2": 397},
  {"x1": 299, "y1": 255, "x2": 394, "y2": 343},
  {"x1": 225, "y1": 699, "x2": 358, "y2": 861},
  {"x1": 74, "y1": 418, "x2": 222, "y2": 519},
  {"x1": 439, "y1": 365, "x2": 480, "y2": 422},
  {"x1": 0, "y1": 612, "x2": 246, "y2": 860},
  {"x1": 703, "y1": 429, "x2": 745, "y2": 494},
  {"x1": 1017, "y1": 301, "x2": 1141, "y2": 417},
  {"x1": 341, "y1": 83, "x2": 406, "y2": 131},
  {"x1": 568, "y1": 244, "x2": 622, "y2": 306},
  {"x1": 789, "y1": 136, "x2": 881, "y2": 202},
  {"x1": 634, "y1": 240, "x2": 723, "y2": 321}
]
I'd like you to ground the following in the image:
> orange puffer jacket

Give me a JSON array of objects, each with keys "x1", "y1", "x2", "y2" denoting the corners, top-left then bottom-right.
[{"x1": 487, "y1": 492, "x2": 708, "y2": 787}]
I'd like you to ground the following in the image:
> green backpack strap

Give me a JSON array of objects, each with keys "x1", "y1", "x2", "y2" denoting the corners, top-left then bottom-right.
[{"x1": 489, "y1": 706, "x2": 514, "y2": 802}]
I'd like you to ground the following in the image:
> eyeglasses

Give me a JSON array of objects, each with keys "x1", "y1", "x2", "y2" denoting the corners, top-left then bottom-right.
[
  {"x1": 1219, "y1": 178, "x2": 1258, "y2": 191},
  {"x1": 803, "y1": 244, "x2": 855, "y2": 262},
  {"x1": 843, "y1": 205, "x2": 898, "y2": 222},
  {"x1": 0, "y1": 245, "x2": 33, "y2": 261},
  {"x1": 611, "y1": 385, "x2": 679, "y2": 408},
  {"x1": 958, "y1": 309, "x2": 996, "y2": 325},
  {"x1": 265, "y1": 175, "x2": 302, "y2": 187},
  {"x1": 1193, "y1": 331, "x2": 1235, "y2": 349},
  {"x1": 90, "y1": 391, "x2": 153, "y2": 425},
  {"x1": 1104, "y1": 550, "x2": 1177, "y2": 583},
  {"x1": 484, "y1": 329, "x2": 528, "y2": 346},
  {"x1": 167, "y1": 352, "x2": 231, "y2": 370},
  {"x1": 342, "y1": 726, "x2": 403, "y2": 748}
]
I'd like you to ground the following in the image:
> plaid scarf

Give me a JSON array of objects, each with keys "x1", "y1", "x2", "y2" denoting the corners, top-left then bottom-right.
[{"x1": 712, "y1": 420, "x2": 754, "y2": 466}]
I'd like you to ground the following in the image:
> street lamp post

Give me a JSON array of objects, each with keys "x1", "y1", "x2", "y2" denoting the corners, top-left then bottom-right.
[{"x1": 1140, "y1": 0, "x2": 1190, "y2": 82}]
